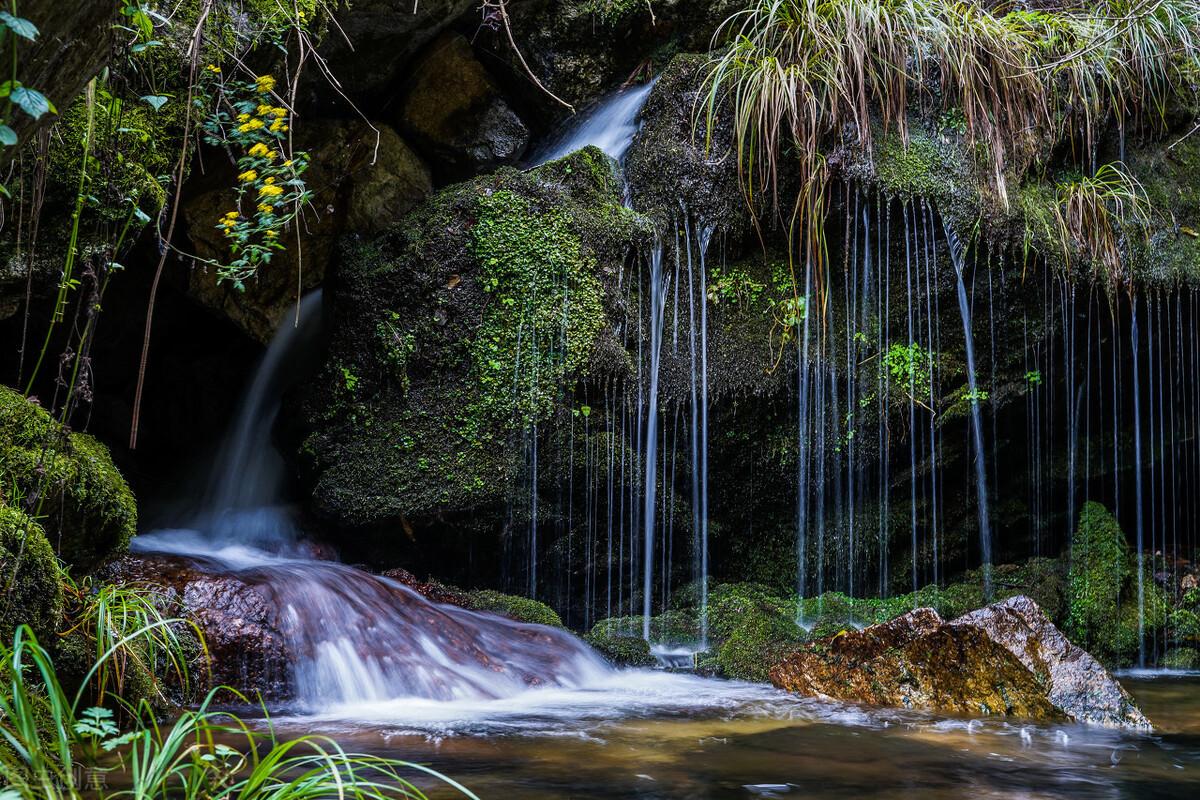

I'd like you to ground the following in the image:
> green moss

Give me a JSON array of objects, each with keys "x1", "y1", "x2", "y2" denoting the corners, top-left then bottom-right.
[
  {"x1": 715, "y1": 611, "x2": 804, "y2": 682},
  {"x1": 464, "y1": 589, "x2": 564, "y2": 628},
  {"x1": 0, "y1": 386, "x2": 136, "y2": 572},
  {"x1": 1161, "y1": 647, "x2": 1200, "y2": 670},
  {"x1": 466, "y1": 187, "x2": 605, "y2": 432},
  {"x1": 0, "y1": 502, "x2": 64, "y2": 643},
  {"x1": 584, "y1": 621, "x2": 656, "y2": 667},
  {"x1": 300, "y1": 149, "x2": 644, "y2": 527},
  {"x1": 1064, "y1": 501, "x2": 1130, "y2": 659}
]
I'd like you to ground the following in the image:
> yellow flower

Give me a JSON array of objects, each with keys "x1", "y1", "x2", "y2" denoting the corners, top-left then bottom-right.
[
  {"x1": 206, "y1": 64, "x2": 222, "y2": 73},
  {"x1": 223, "y1": 210, "x2": 239, "y2": 219},
  {"x1": 265, "y1": 150, "x2": 278, "y2": 161},
  {"x1": 265, "y1": 229, "x2": 279, "y2": 238},
  {"x1": 259, "y1": 184, "x2": 284, "y2": 197},
  {"x1": 257, "y1": 104, "x2": 274, "y2": 117},
  {"x1": 264, "y1": 176, "x2": 275, "y2": 185},
  {"x1": 237, "y1": 118, "x2": 265, "y2": 133},
  {"x1": 237, "y1": 113, "x2": 250, "y2": 123},
  {"x1": 271, "y1": 107, "x2": 287, "y2": 118},
  {"x1": 283, "y1": 159, "x2": 293, "y2": 167},
  {"x1": 255, "y1": 75, "x2": 276, "y2": 94},
  {"x1": 257, "y1": 203, "x2": 274, "y2": 215},
  {"x1": 248, "y1": 142, "x2": 269, "y2": 158},
  {"x1": 237, "y1": 169, "x2": 258, "y2": 183}
]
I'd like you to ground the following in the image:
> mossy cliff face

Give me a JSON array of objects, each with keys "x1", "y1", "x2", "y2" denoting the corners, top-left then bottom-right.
[
  {"x1": 0, "y1": 386, "x2": 136, "y2": 572},
  {"x1": 295, "y1": 147, "x2": 648, "y2": 533}
]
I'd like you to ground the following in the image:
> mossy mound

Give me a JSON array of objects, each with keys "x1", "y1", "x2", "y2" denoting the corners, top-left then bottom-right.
[
  {"x1": 464, "y1": 589, "x2": 564, "y2": 628},
  {"x1": 1065, "y1": 501, "x2": 1132, "y2": 662},
  {"x1": 0, "y1": 502, "x2": 64, "y2": 643},
  {"x1": 0, "y1": 386, "x2": 136, "y2": 572},
  {"x1": 584, "y1": 620, "x2": 656, "y2": 667},
  {"x1": 296, "y1": 147, "x2": 649, "y2": 531},
  {"x1": 1161, "y1": 647, "x2": 1200, "y2": 670}
]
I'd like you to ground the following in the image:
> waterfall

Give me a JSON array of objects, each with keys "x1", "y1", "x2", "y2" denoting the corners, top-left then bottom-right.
[
  {"x1": 945, "y1": 224, "x2": 994, "y2": 599},
  {"x1": 133, "y1": 292, "x2": 612, "y2": 709},
  {"x1": 642, "y1": 242, "x2": 669, "y2": 640},
  {"x1": 530, "y1": 80, "x2": 656, "y2": 166}
]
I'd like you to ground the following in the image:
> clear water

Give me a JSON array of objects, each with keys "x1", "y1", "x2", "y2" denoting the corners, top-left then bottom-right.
[{"x1": 257, "y1": 673, "x2": 1200, "y2": 798}]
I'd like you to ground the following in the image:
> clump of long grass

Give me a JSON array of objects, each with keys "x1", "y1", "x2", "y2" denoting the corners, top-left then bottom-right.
[
  {"x1": 58, "y1": 574, "x2": 204, "y2": 711},
  {"x1": 701, "y1": 0, "x2": 1199, "y2": 239},
  {"x1": 0, "y1": 625, "x2": 477, "y2": 800},
  {"x1": 1053, "y1": 161, "x2": 1151, "y2": 286}
]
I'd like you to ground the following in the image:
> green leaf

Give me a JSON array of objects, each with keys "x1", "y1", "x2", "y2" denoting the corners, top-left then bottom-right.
[
  {"x1": 141, "y1": 94, "x2": 169, "y2": 111},
  {"x1": 0, "y1": 11, "x2": 39, "y2": 41},
  {"x1": 11, "y1": 86, "x2": 53, "y2": 120},
  {"x1": 0, "y1": 125, "x2": 16, "y2": 146},
  {"x1": 131, "y1": 39, "x2": 162, "y2": 53}
]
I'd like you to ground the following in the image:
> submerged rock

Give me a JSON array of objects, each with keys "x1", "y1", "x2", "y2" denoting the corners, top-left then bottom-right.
[
  {"x1": 953, "y1": 595, "x2": 1150, "y2": 728},
  {"x1": 771, "y1": 596, "x2": 1151, "y2": 728}
]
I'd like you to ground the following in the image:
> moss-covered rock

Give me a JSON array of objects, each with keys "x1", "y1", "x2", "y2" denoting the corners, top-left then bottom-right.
[
  {"x1": 0, "y1": 386, "x2": 136, "y2": 572},
  {"x1": 463, "y1": 589, "x2": 564, "y2": 628},
  {"x1": 626, "y1": 53, "x2": 749, "y2": 230},
  {"x1": 295, "y1": 147, "x2": 648, "y2": 531},
  {"x1": 0, "y1": 501, "x2": 63, "y2": 643},
  {"x1": 584, "y1": 619, "x2": 656, "y2": 667}
]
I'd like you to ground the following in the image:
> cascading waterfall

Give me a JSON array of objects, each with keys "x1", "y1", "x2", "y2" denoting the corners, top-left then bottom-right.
[
  {"x1": 530, "y1": 80, "x2": 657, "y2": 166},
  {"x1": 134, "y1": 292, "x2": 611, "y2": 709}
]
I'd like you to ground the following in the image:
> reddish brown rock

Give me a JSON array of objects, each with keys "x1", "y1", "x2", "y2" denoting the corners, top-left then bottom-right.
[
  {"x1": 769, "y1": 607, "x2": 1060, "y2": 720},
  {"x1": 101, "y1": 554, "x2": 291, "y2": 699}
]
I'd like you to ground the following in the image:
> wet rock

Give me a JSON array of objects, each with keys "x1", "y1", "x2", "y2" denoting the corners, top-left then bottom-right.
[
  {"x1": 772, "y1": 596, "x2": 1153, "y2": 728},
  {"x1": 770, "y1": 607, "x2": 1061, "y2": 720},
  {"x1": 396, "y1": 33, "x2": 529, "y2": 176},
  {"x1": 103, "y1": 554, "x2": 291, "y2": 699},
  {"x1": 626, "y1": 54, "x2": 748, "y2": 231},
  {"x1": 953, "y1": 596, "x2": 1151, "y2": 728},
  {"x1": 380, "y1": 567, "x2": 471, "y2": 606},
  {"x1": 184, "y1": 119, "x2": 430, "y2": 343}
]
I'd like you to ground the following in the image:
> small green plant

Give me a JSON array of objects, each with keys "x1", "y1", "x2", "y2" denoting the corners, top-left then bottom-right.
[
  {"x1": 340, "y1": 365, "x2": 360, "y2": 393},
  {"x1": 881, "y1": 342, "x2": 935, "y2": 409},
  {"x1": 1053, "y1": 162, "x2": 1151, "y2": 286},
  {"x1": 1025, "y1": 369, "x2": 1043, "y2": 386}
]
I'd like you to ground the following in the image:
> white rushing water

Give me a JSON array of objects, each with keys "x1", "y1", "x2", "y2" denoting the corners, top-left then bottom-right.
[
  {"x1": 529, "y1": 80, "x2": 656, "y2": 166},
  {"x1": 133, "y1": 292, "x2": 613, "y2": 709}
]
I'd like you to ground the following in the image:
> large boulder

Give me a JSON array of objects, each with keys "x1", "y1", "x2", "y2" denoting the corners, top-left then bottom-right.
[
  {"x1": 770, "y1": 607, "x2": 1060, "y2": 719},
  {"x1": 0, "y1": 386, "x2": 136, "y2": 572},
  {"x1": 771, "y1": 596, "x2": 1152, "y2": 728},
  {"x1": 294, "y1": 147, "x2": 647, "y2": 534},
  {"x1": 184, "y1": 119, "x2": 431, "y2": 343},
  {"x1": 396, "y1": 33, "x2": 530, "y2": 177},
  {"x1": 953, "y1": 595, "x2": 1150, "y2": 728},
  {"x1": 306, "y1": 0, "x2": 476, "y2": 113}
]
